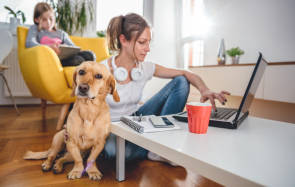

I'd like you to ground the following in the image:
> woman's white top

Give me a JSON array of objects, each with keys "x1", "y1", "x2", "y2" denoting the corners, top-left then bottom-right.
[{"x1": 101, "y1": 57, "x2": 155, "y2": 121}]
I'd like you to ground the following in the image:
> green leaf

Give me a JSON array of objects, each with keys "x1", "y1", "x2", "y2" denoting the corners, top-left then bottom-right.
[
  {"x1": 226, "y1": 47, "x2": 245, "y2": 57},
  {"x1": 20, "y1": 12, "x2": 26, "y2": 24},
  {"x1": 96, "y1": 30, "x2": 106, "y2": 37},
  {"x1": 55, "y1": 0, "x2": 94, "y2": 35},
  {"x1": 4, "y1": 6, "x2": 17, "y2": 17}
]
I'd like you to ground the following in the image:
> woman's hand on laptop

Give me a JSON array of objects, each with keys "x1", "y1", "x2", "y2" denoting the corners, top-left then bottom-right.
[{"x1": 200, "y1": 90, "x2": 230, "y2": 111}]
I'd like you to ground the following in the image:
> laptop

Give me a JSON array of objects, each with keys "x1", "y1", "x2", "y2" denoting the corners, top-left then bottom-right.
[{"x1": 172, "y1": 52, "x2": 268, "y2": 129}]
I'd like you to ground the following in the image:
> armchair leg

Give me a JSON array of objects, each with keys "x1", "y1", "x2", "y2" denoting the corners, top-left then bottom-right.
[
  {"x1": 41, "y1": 99, "x2": 47, "y2": 123},
  {"x1": 56, "y1": 103, "x2": 70, "y2": 131}
]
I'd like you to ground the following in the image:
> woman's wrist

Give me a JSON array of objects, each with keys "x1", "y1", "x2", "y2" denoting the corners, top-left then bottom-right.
[
  {"x1": 199, "y1": 87, "x2": 210, "y2": 95},
  {"x1": 186, "y1": 71, "x2": 210, "y2": 95}
]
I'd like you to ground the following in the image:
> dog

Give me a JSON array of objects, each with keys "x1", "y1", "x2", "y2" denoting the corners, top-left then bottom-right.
[{"x1": 24, "y1": 61, "x2": 120, "y2": 180}]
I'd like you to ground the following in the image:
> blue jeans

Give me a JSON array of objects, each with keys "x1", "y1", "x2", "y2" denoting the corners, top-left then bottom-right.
[{"x1": 103, "y1": 76, "x2": 190, "y2": 161}]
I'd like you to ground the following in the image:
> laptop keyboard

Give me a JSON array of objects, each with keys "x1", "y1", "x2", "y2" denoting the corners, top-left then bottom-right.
[
  {"x1": 211, "y1": 108, "x2": 236, "y2": 120},
  {"x1": 173, "y1": 108, "x2": 237, "y2": 122}
]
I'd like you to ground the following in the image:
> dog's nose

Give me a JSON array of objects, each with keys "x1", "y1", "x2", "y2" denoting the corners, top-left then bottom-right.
[{"x1": 78, "y1": 84, "x2": 89, "y2": 94}]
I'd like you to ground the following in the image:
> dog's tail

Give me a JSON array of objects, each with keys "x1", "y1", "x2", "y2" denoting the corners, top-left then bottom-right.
[{"x1": 23, "y1": 150, "x2": 49, "y2": 160}]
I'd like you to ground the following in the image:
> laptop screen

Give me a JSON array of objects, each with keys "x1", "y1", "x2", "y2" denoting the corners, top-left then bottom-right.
[{"x1": 234, "y1": 53, "x2": 268, "y2": 121}]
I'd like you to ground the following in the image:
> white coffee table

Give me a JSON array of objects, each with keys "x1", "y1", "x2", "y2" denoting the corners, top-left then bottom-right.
[{"x1": 111, "y1": 116, "x2": 295, "y2": 187}]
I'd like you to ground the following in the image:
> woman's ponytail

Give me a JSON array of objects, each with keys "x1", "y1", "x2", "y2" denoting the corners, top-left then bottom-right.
[{"x1": 107, "y1": 15, "x2": 124, "y2": 52}]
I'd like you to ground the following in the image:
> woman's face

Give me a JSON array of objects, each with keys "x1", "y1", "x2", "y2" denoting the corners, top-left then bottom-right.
[
  {"x1": 125, "y1": 27, "x2": 151, "y2": 62},
  {"x1": 35, "y1": 10, "x2": 55, "y2": 31}
]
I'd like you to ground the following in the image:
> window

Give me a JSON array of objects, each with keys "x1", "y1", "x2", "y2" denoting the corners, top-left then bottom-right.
[
  {"x1": 183, "y1": 40, "x2": 204, "y2": 67},
  {"x1": 179, "y1": 0, "x2": 211, "y2": 68},
  {"x1": 96, "y1": 0, "x2": 143, "y2": 31}
]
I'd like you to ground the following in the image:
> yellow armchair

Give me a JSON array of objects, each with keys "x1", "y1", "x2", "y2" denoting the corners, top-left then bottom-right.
[{"x1": 17, "y1": 26, "x2": 109, "y2": 129}]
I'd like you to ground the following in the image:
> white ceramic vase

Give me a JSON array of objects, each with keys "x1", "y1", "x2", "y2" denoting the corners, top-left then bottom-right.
[
  {"x1": 217, "y1": 38, "x2": 226, "y2": 65},
  {"x1": 9, "y1": 17, "x2": 21, "y2": 35}
]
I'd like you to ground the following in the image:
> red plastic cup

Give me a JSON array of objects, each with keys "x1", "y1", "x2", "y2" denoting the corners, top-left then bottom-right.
[{"x1": 186, "y1": 102, "x2": 212, "y2": 134}]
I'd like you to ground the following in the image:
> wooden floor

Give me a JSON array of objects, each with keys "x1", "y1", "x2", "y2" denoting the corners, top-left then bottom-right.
[{"x1": 0, "y1": 105, "x2": 222, "y2": 187}]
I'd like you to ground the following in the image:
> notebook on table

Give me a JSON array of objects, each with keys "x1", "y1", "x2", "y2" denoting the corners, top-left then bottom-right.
[
  {"x1": 173, "y1": 52, "x2": 268, "y2": 129},
  {"x1": 120, "y1": 116, "x2": 180, "y2": 133}
]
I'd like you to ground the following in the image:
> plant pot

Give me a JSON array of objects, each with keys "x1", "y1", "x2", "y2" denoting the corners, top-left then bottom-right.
[
  {"x1": 9, "y1": 17, "x2": 21, "y2": 34},
  {"x1": 231, "y1": 55, "x2": 240, "y2": 64}
]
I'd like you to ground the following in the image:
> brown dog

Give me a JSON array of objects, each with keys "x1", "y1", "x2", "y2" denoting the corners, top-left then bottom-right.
[{"x1": 24, "y1": 61, "x2": 120, "y2": 180}]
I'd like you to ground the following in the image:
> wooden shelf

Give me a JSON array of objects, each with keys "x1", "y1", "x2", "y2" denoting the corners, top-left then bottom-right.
[{"x1": 189, "y1": 61, "x2": 295, "y2": 68}]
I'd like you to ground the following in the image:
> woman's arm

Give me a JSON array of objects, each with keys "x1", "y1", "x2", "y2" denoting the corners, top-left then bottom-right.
[{"x1": 154, "y1": 64, "x2": 230, "y2": 110}]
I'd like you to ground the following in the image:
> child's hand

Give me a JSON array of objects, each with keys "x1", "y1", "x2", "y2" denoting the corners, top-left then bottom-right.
[{"x1": 49, "y1": 43, "x2": 60, "y2": 55}]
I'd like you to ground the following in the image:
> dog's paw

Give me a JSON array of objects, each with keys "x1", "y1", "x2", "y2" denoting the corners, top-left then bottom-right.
[
  {"x1": 67, "y1": 169, "x2": 82, "y2": 180},
  {"x1": 52, "y1": 163, "x2": 64, "y2": 174},
  {"x1": 88, "y1": 170, "x2": 102, "y2": 181},
  {"x1": 41, "y1": 161, "x2": 52, "y2": 172}
]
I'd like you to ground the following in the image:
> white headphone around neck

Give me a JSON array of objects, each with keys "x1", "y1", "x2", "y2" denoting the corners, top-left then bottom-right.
[{"x1": 111, "y1": 56, "x2": 143, "y2": 82}]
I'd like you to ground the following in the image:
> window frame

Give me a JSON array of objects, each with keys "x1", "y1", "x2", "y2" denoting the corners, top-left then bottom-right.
[{"x1": 175, "y1": 0, "x2": 206, "y2": 69}]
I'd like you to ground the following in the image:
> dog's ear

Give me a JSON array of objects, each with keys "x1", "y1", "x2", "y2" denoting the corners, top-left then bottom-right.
[
  {"x1": 108, "y1": 74, "x2": 120, "y2": 102},
  {"x1": 71, "y1": 70, "x2": 77, "y2": 97}
]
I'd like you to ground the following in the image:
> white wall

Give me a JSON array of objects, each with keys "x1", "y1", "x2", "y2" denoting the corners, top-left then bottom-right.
[
  {"x1": 142, "y1": 0, "x2": 177, "y2": 101},
  {"x1": 203, "y1": 0, "x2": 295, "y2": 65},
  {"x1": 96, "y1": 0, "x2": 143, "y2": 31}
]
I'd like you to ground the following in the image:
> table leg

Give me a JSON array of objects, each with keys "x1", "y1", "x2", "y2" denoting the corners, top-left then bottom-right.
[{"x1": 116, "y1": 135, "x2": 125, "y2": 181}]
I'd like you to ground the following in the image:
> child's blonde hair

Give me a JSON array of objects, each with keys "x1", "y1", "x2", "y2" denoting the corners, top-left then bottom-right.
[{"x1": 33, "y1": 2, "x2": 57, "y2": 31}]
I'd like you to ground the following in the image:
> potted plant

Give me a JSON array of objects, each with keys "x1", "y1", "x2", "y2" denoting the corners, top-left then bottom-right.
[
  {"x1": 4, "y1": 6, "x2": 26, "y2": 34},
  {"x1": 47, "y1": 0, "x2": 94, "y2": 36},
  {"x1": 226, "y1": 47, "x2": 244, "y2": 64},
  {"x1": 96, "y1": 30, "x2": 106, "y2": 38},
  {"x1": 4, "y1": 6, "x2": 26, "y2": 24}
]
